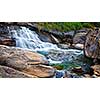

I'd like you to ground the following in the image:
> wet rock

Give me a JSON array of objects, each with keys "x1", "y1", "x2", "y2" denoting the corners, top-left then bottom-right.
[
  {"x1": 65, "y1": 71, "x2": 82, "y2": 78},
  {"x1": 83, "y1": 74, "x2": 91, "y2": 78},
  {"x1": 81, "y1": 64, "x2": 94, "y2": 75},
  {"x1": 91, "y1": 65, "x2": 100, "y2": 76},
  {"x1": 58, "y1": 44, "x2": 70, "y2": 49},
  {"x1": 0, "y1": 65, "x2": 36, "y2": 78},
  {"x1": 71, "y1": 67, "x2": 83, "y2": 75},
  {"x1": 55, "y1": 70, "x2": 65, "y2": 78},
  {"x1": 47, "y1": 49, "x2": 83, "y2": 63},
  {"x1": 38, "y1": 30, "x2": 60, "y2": 44},
  {"x1": 74, "y1": 44, "x2": 84, "y2": 50},
  {"x1": 84, "y1": 29, "x2": 100, "y2": 59}
]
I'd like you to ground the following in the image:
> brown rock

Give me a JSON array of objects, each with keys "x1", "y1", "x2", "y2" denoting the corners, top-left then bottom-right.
[
  {"x1": 0, "y1": 45, "x2": 55, "y2": 78},
  {"x1": 0, "y1": 38, "x2": 15, "y2": 46},
  {"x1": 91, "y1": 65, "x2": 100, "y2": 76},
  {"x1": 0, "y1": 65, "x2": 37, "y2": 78},
  {"x1": 22, "y1": 65, "x2": 55, "y2": 78},
  {"x1": 0, "y1": 45, "x2": 48, "y2": 69}
]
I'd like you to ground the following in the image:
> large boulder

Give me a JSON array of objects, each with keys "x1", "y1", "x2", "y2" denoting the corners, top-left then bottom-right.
[
  {"x1": 0, "y1": 65, "x2": 36, "y2": 78},
  {"x1": 0, "y1": 45, "x2": 55, "y2": 78},
  {"x1": 84, "y1": 29, "x2": 100, "y2": 59}
]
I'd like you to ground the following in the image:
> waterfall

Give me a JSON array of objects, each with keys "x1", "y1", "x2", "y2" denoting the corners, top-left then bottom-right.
[
  {"x1": 8, "y1": 26, "x2": 83, "y2": 64},
  {"x1": 9, "y1": 27, "x2": 59, "y2": 51}
]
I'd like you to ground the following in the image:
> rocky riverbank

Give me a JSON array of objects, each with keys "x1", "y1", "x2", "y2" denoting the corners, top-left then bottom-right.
[{"x1": 0, "y1": 22, "x2": 100, "y2": 78}]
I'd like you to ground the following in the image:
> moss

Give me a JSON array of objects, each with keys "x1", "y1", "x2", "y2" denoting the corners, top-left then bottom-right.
[{"x1": 51, "y1": 62, "x2": 80, "y2": 70}]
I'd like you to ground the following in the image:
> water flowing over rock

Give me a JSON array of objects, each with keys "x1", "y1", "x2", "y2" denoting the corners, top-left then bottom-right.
[
  {"x1": 84, "y1": 29, "x2": 100, "y2": 59},
  {"x1": 8, "y1": 26, "x2": 59, "y2": 51},
  {"x1": 47, "y1": 49, "x2": 83, "y2": 64}
]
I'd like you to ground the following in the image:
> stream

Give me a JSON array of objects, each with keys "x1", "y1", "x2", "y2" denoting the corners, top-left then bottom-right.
[{"x1": 8, "y1": 26, "x2": 92, "y2": 77}]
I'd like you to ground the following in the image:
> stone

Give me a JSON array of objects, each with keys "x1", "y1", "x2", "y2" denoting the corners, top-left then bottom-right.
[
  {"x1": 0, "y1": 65, "x2": 37, "y2": 78},
  {"x1": 0, "y1": 45, "x2": 56, "y2": 78},
  {"x1": 0, "y1": 45, "x2": 48, "y2": 69},
  {"x1": 0, "y1": 38, "x2": 15, "y2": 46},
  {"x1": 91, "y1": 65, "x2": 100, "y2": 76},
  {"x1": 47, "y1": 49, "x2": 83, "y2": 63},
  {"x1": 74, "y1": 44, "x2": 84, "y2": 50},
  {"x1": 73, "y1": 32, "x2": 87, "y2": 44},
  {"x1": 84, "y1": 29, "x2": 100, "y2": 59},
  {"x1": 58, "y1": 44, "x2": 70, "y2": 49},
  {"x1": 22, "y1": 65, "x2": 55, "y2": 78}
]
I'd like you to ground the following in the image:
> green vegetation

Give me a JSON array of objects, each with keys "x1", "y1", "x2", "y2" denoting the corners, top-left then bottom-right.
[
  {"x1": 36, "y1": 22, "x2": 100, "y2": 32},
  {"x1": 51, "y1": 62, "x2": 80, "y2": 70}
]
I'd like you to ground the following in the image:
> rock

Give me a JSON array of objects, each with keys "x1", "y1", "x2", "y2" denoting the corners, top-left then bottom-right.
[
  {"x1": 65, "y1": 71, "x2": 82, "y2": 78},
  {"x1": 47, "y1": 49, "x2": 83, "y2": 63},
  {"x1": 0, "y1": 65, "x2": 37, "y2": 78},
  {"x1": 64, "y1": 31, "x2": 75, "y2": 37},
  {"x1": 23, "y1": 65, "x2": 55, "y2": 78},
  {"x1": 83, "y1": 74, "x2": 91, "y2": 78},
  {"x1": 58, "y1": 44, "x2": 70, "y2": 49},
  {"x1": 38, "y1": 30, "x2": 60, "y2": 44},
  {"x1": 0, "y1": 45, "x2": 48, "y2": 69},
  {"x1": 91, "y1": 65, "x2": 100, "y2": 76},
  {"x1": 74, "y1": 44, "x2": 84, "y2": 50},
  {"x1": 71, "y1": 67, "x2": 83, "y2": 74},
  {"x1": 73, "y1": 32, "x2": 87, "y2": 44},
  {"x1": 0, "y1": 45, "x2": 55, "y2": 77},
  {"x1": 0, "y1": 24, "x2": 16, "y2": 46},
  {"x1": 84, "y1": 29, "x2": 100, "y2": 59},
  {"x1": 55, "y1": 70, "x2": 64, "y2": 78},
  {"x1": 81, "y1": 64, "x2": 94, "y2": 75},
  {"x1": 0, "y1": 38, "x2": 15, "y2": 46}
]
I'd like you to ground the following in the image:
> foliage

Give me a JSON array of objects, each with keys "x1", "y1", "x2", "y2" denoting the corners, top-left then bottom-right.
[{"x1": 35, "y1": 22, "x2": 100, "y2": 32}]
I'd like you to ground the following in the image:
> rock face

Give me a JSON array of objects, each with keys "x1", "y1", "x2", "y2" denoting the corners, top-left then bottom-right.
[
  {"x1": 0, "y1": 45, "x2": 55, "y2": 78},
  {"x1": 84, "y1": 29, "x2": 100, "y2": 59}
]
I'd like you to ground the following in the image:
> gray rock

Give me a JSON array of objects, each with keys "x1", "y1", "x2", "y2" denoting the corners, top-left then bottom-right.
[{"x1": 84, "y1": 29, "x2": 100, "y2": 59}]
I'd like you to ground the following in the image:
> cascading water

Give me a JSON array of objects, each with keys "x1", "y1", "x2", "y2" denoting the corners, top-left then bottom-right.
[
  {"x1": 9, "y1": 27, "x2": 59, "y2": 51},
  {"x1": 8, "y1": 26, "x2": 83, "y2": 65}
]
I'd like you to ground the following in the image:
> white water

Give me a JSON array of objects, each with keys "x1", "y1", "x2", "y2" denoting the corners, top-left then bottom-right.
[
  {"x1": 10, "y1": 27, "x2": 59, "y2": 51},
  {"x1": 9, "y1": 26, "x2": 83, "y2": 64}
]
